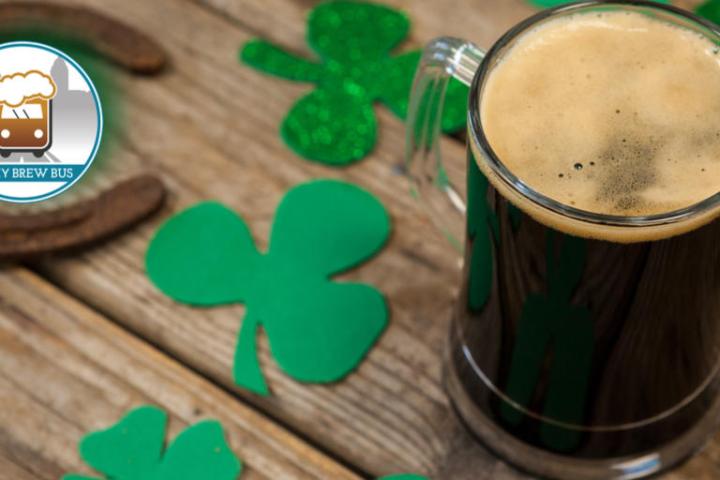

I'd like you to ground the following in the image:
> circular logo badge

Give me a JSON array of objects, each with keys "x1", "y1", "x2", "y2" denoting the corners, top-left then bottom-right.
[{"x1": 0, "y1": 41, "x2": 102, "y2": 203}]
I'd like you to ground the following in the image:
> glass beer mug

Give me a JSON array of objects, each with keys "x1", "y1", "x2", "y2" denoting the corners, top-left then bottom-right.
[{"x1": 405, "y1": 1, "x2": 720, "y2": 479}]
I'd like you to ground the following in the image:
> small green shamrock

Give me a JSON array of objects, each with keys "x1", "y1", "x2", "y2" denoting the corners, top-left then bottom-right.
[
  {"x1": 241, "y1": 0, "x2": 469, "y2": 165},
  {"x1": 146, "y1": 180, "x2": 391, "y2": 395},
  {"x1": 63, "y1": 405, "x2": 241, "y2": 480}
]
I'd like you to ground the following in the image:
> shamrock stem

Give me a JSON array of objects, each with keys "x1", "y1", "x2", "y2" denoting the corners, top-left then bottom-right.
[
  {"x1": 234, "y1": 311, "x2": 269, "y2": 396},
  {"x1": 240, "y1": 39, "x2": 324, "y2": 84}
]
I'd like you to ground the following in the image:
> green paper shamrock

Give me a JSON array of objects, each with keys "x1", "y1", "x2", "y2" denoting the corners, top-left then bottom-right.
[
  {"x1": 528, "y1": 0, "x2": 668, "y2": 6},
  {"x1": 63, "y1": 405, "x2": 241, "y2": 480},
  {"x1": 146, "y1": 180, "x2": 391, "y2": 395},
  {"x1": 241, "y1": 0, "x2": 469, "y2": 165}
]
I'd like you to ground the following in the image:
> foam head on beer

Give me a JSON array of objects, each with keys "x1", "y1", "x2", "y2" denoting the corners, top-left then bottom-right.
[{"x1": 481, "y1": 10, "x2": 720, "y2": 221}]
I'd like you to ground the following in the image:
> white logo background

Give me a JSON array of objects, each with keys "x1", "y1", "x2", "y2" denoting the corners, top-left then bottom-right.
[{"x1": 0, "y1": 42, "x2": 102, "y2": 203}]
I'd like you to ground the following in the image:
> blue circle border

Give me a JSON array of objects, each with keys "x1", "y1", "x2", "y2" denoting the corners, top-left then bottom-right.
[{"x1": 0, "y1": 41, "x2": 103, "y2": 204}]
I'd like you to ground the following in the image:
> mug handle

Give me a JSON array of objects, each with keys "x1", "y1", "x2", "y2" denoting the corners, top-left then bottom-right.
[{"x1": 405, "y1": 38, "x2": 486, "y2": 251}]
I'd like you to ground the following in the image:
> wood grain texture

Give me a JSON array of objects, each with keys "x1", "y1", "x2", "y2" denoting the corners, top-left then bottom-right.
[
  {"x1": 0, "y1": 1, "x2": 166, "y2": 73},
  {"x1": 0, "y1": 267, "x2": 358, "y2": 479},
  {"x1": 14, "y1": 0, "x2": 720, "y2": 478}
]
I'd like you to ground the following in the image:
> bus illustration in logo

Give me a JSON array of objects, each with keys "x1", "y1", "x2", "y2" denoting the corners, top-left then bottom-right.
[{"x1": 0, "y1": 70, "x2": 56, "y2": 158}]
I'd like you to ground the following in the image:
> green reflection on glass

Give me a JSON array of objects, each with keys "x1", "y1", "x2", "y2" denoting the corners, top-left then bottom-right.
[{"x1": 501, "y1": 231, "x2": 594, "y2": 452}]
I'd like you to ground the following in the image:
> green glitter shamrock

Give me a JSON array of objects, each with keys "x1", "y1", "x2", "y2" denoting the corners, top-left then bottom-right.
[
  {"x1": 146, "y1": 180, "x2": 391, "y2": 395},
  {"x1": 63, "y1": 406, "x2": 242, "y2": 480},
  {"x1": 241, "y1": 0, "x2": 469, "y2": 165},
  {"x1": 527, "y1": 0, "x2": 668, "y2": 6}
]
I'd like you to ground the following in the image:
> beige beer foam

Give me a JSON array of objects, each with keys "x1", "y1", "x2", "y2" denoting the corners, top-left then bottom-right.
[
  {"x1": 481, "y1": 11, "x2": 720, "y2": 224},
  {"x1": 0, "y1": 70, "x2": 56, "y2": 107}
]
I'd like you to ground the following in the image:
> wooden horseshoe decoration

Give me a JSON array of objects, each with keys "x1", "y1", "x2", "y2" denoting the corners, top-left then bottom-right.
[
  {"x1": 0, "y1": 175, "x2": 166, "y2": 261},
  {"x1": 0, "y1": 2, "x2": 166, "y2": 74}
]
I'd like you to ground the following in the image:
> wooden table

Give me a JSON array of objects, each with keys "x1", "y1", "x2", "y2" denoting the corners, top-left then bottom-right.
[{"x1": 1, "y1": 0, "x2": 718, "y2": 478}]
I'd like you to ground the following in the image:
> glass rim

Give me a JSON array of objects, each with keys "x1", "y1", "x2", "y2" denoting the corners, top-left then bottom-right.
[{"x1": 468, "y1": 0, "x2": 720, "y2": 228}]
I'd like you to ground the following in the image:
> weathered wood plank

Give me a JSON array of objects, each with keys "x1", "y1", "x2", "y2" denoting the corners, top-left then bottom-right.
[
  {"x1": 0, "y1": 454, "x2": 39, "y2": 480},
  {"x1": 22, "y1": 0, "x2": 720, "y2": 478},
  {"x1": 0, "y1": 267, "x2": 359, "y2": 479}
]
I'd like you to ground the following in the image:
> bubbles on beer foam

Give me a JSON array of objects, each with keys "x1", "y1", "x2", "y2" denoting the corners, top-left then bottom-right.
[
  {"x1": 593, "y1": 131, "x2": 660, "y2": 214},
  {"x1": 481, "y1": 10, "x2": 720, "y2": 217}
]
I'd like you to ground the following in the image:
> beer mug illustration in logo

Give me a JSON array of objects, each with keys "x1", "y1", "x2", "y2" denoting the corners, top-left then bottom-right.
[
  {"x1": 0, "y1": 42, "x2": 102, "y2": 203},
  {"x1": 0, "y1": 70, "x2": 56, "y2": 158}
]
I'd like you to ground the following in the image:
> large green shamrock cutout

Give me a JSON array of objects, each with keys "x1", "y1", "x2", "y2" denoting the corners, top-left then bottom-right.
[
  {"x1": 146, "y1": 180, "x2": 391, "y2": 395},
  {"x1": 528, "y1": 0, "x2": 668, "y2": 6},
  {"x1": 241, "y1": 0, "x2": 469, "y2": 165},
  {"x1": 63, "y1": 405, "x2": 241, "y2": 480}
]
